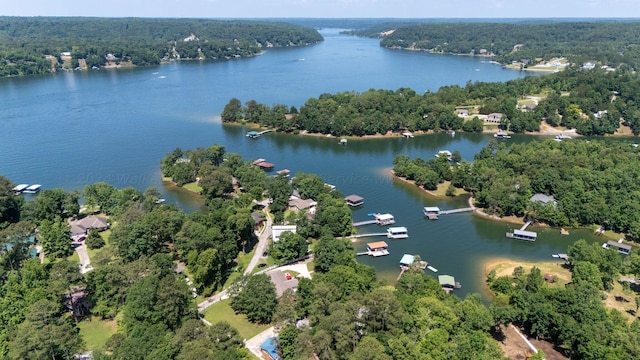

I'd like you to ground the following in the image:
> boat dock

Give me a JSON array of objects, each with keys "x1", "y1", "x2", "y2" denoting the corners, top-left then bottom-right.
[
  {"x1": 353, "y1": 220, "x2": 377, "y2": 227},
  {"x1": 357, "y1": 241, "x2": 390, "y2": 257},
  {"x1": 352, "y1": 213, "x2": 395, "y2": 227},
  {"x1": 520, "y1": 221, "x2": 533, "y2": 231},
  {"x1": 423, "y1": 206, "x2": 474, "y2": 220},
  {"x1": 246, "y1": 129, "x2": 273, "y2": 138}
]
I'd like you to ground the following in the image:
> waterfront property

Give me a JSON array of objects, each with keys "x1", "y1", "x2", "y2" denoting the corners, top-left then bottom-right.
[
  {"x1": 365, "y1": 241, "x2": 390, "y2": 257},
  {"x1": 387, "y1": 226, "x2": 409, "y2": 239},
  {"x1": 530, "y1": 193, "x2": 557, "y2": 208},
  {"x1": 68, "y1": 215, "x2": 109, "y2": 242},
  {"x1": 271, "y1": 225, "x2": 297, "y2": 242},
  {"x1": 603, "y1": 240, "x2": 631, "y2": 255},
  {"x1": 486, "y1": 113, "x2": 503, "y2": 123},
  {"x1": 345, "y1": 194, "x2": 364, "y2": 207}
]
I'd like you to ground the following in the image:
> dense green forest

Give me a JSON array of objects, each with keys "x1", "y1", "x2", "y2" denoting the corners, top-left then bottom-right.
[
  {"x1": 0, "y1": 17, "x2": 323, "y2": 77},
  {"x1": 352, "y1": 21, "x2": 640, "y2": 70},
  {"x1": 5, "y1": 141, "x2": 640, "y2": 358},
  {"x1": 221, "y1": 68, "x2": 640, "y2": 136},
  {"x1": 394, "y1": 139, "x2": 640, "y2": 239},
  {"x1": 487, "y1": 239, "x2": 640, "y2": 359}
]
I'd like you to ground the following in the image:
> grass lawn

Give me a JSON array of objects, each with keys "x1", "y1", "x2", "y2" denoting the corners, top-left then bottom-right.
[
  {"x1": 183, "y1": 182, "x2": 203, "y2": 193},
  {"x1": 429, "y1": 181, "x2": 468, "y2": 197},
  {"x1": 202, "y1": 299, "x2": 269, "y2": 340},
  {"x1": 602, "y1": 281, "x2": 640, "y2": 322},
  {"x1": 222, "y1": 248, "x2": 256, "y2": 289},
  {"x1": 78, "y1": 316, "x2": 117, "y2": 352}
]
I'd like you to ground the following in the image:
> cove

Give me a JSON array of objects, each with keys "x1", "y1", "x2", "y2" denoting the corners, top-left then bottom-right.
[{"x1": 0, "y1": 29, "x2": 604, "y2": 297}]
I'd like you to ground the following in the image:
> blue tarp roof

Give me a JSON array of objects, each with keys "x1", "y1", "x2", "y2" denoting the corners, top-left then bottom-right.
[{"x1": 260, "y1": 337, "x2": 280, "y2": 360}]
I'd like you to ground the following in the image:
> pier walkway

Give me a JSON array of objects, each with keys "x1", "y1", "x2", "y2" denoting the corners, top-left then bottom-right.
[
  {"x1": 352, "y1": 220, "x2": 377, "y2": 227},
  {"x1": 520, "y1": 221, "x2": 533, "y2": 231},
  {"x1": 347, "y1": 233, "x2": 387, "y2": 239},
  {"x1": 439, "y1": 207, "x2": 475, "y2": 215}
]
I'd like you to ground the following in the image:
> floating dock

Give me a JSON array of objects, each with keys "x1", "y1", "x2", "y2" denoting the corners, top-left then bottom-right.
[
  {"x1": 23, "y1": 184, "x2": 41, "y2": 194},
  {"x1": 12, "y1": 184, "x2": 29, "y2": 194}
]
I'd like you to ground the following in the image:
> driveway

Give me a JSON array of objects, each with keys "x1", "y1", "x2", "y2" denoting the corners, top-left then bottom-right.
[
  {"x1": 74, "y1": 242, "x2": 93, "y2": 274},
  {"x1": 244, "y1": 202, "x2": 272, "y2": 276}
]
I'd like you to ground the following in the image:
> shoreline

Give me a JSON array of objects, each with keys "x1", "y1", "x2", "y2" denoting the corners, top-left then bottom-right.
[
  {"x1": 226, "y1": 121, "x2": 637, "y2": 140},
  {"x1": 390, "y1": 170, "x2": 527, "y2": 225}
]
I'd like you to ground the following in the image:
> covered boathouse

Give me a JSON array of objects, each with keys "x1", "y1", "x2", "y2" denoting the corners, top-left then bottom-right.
[
  {"x1": 387, "y1": 226, "x2": 409, "y2": 239},
  {"x1": 366, "y1": 241, "x2": 390, "y2": 257},
  {"x1": 506, "y1": 229, "x2": 538, "y2": 241},
  {"x1": 345, "y1": 194, "x2": 364, "y2": 207}
]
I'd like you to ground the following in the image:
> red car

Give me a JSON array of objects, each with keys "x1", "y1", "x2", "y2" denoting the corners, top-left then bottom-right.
[{"x1": 285, "y1": 273, "x2": 292, "y2": 280}]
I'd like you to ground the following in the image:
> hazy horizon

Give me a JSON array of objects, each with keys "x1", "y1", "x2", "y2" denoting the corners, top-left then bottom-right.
[{"x1": 2, "y1": 0, "x2": 640, "y2": 19}]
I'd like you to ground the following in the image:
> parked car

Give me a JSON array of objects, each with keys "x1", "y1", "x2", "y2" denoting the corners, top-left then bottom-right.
[
  {"x1": 257, "y1": 263, "x2": 267, "y2": 268},
  {"x1": 285, "y1": 273, "x2": 292, "y2": 280}
]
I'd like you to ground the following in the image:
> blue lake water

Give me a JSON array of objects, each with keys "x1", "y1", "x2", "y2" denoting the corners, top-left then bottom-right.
[{"x1": 0, "y1": 29, "x2": 598, "y2": 296}]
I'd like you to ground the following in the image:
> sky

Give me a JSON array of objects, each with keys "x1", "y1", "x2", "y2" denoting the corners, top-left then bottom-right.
[{"x1": 1, "y1": 0, "x2": 640, "y2": 19}]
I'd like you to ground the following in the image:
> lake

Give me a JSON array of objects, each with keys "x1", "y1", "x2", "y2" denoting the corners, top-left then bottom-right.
[{"x1": 0, "y1": 29, "x2": 600, "y2": 296}]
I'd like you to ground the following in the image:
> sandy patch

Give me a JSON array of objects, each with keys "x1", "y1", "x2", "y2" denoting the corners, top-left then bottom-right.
[{"x1": 482, "y1": 257, "x2": 572, "y2": 286}]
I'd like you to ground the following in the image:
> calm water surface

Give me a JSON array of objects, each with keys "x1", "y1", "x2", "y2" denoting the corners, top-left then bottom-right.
[{"x1": 0, "y1": 29, "x2": 601, "y2": 296}]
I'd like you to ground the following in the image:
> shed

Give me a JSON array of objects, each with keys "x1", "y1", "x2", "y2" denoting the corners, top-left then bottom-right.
[
  {"x1": 345, "y1": 194, "x2": 364, "y2": 207},
  {"x1": 260, "y1": 337, "x2": 281, "y2": 360}
]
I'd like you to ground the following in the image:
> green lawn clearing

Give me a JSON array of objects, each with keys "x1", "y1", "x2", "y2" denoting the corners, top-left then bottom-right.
[
  {"x1": 78, "y1": 316, "x2": 117, "y2": 352},
  {"x1": 202, "y1": 298, "x2": 269, "y2": 339}
]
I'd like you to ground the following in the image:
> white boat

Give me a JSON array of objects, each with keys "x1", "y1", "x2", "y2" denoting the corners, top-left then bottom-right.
[
  {"x1": 23, "y1": 184, "x2": 41, "y2": 194},
  {"x1": 554, "y1": 134, "x2": 572, "y2": 142},
  {"x1": 494, "y1": 132, "x2": 511, "y2": 139}
]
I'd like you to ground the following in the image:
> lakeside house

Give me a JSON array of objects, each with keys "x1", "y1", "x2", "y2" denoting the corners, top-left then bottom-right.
[
  {"x1": 486, "y1": 113, "x2": 503, "y2": 123},
  {"x1": 530, "y1": 193, "x2": 558, "y2": 208},
  {"x1": 604, "y1": 240, "x2": 631, "y2": 255},
  {"x1": 456, "y1": 109, "x2": 469, "y2": 117},
  {"x1": 288, "y1": 196, "x2": 317, "y2": 213},
  {"x1": 68, "y1": 215, "x2": 109, "y2": 241}
]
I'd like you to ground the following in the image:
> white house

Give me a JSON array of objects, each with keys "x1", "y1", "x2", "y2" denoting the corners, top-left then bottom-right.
[{"x1": 271, "y1": 225, "x2": 297, "y2": 242}]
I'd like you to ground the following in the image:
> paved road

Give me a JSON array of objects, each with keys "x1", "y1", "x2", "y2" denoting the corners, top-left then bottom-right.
[
  {"x1": 244, "y1": 204, "x2": 272, "y2": 276},
  {"x1": 198, "y1": 202, "x2": 272, "y2": 313}
]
